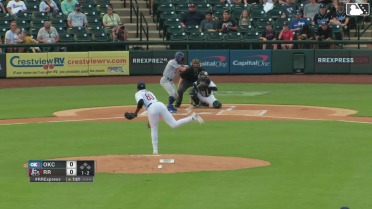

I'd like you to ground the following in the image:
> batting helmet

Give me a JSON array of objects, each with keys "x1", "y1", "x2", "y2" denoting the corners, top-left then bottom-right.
[
  {"x1": 174, "y1": 51, "x2": 185, "y2": 64},
  {"x1": 191, "y1": 59, "x2": 201, "y2": 68}
]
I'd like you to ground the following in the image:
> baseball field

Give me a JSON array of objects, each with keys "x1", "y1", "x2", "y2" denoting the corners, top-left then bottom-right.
[{"x1": 1, "y1": 75, "x2": 372, "y2": 209}]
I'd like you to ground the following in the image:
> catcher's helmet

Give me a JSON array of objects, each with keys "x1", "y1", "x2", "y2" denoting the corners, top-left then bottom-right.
[
  {"x1": 198, "y1": 71, "x2": 209, "y2": 80},
  {"x1": 174, "y1": 51, "x2": 185, "y2": 64},
  {"x1": 191, "y1": 59, "x2": 201, "y2": 68},
  {"x1": 137, "y1": 82, "x2": 146, "y2": 90}
]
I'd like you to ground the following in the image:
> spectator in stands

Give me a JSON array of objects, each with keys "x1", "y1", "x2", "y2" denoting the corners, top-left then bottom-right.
[
  {"x1": 290, "y1": 10, "x2": 309, "y2": 32},
  {"x1": 67, "y1": 3, "x2": 88, "y2": 28},
  {"x1": 112, "y1": 23, "x2": 128, "y2": 41},
  {"x1": 238, "y1": 10, "x2": 250, "y2": 26},
  {"x1": 39, "y1": 0, "x2": 60, "y2": 13},
  {"x1": 180, "y1": 4, "x2": 205, "y2": 29},
  {"x1": 21, "y1": 30, "x2": 39, "y2": 53},
  {"x1": 329, "y1": 2, "x2": 349, "y2": 29},
  {"x1": 303, "y1": 0, "x2": 319, "y2": 20},
  {"x1": 14, "y1": 27, "x2": 23, "y2": 44},
  {"x1": 0, "y1": 2, "x2": 6, "y2": 14},
  {"x1": 315, "y1": 20, "x2": 334, "y2": 49},
  {"x1": 37, "y1": 21, "x2": 61, "y2": 52},
  {"x1": 328, "y1": 0, "x2": 339, "y2": 15},
  {"x1": 5, "y1": 21, "x2": 24, "y2": 52},
  {"x1": 312, "y1": 4, "x2": 332, "y2": 25},
  {"x1": 297, "y1": 24, "x2": 314, "y2": 48},
  {"x1": 217, "y1": 10, "x2": 238, "y2": 33},
  {"x1": 200, "y1": 11, "x2": 218, "y2": 32},
  {"x1": 318, "y1": 0, "x2": 332, "y2": 8},
  {"x1": 61, "y1": 0, "x2": 78, "y2": 16},
  {"x1": 263, "y1": 0, "x2": 276, "y2": 13},
  {"x1": 278, "y1": 21, "x2": 294, "y2": 49},
  {"x1": 0, "y1": 38, "x2": 2, "y2": 53},
  {"x1": 259, "y1": 22, "x2": 278, "y2": 49},
  {"x1": 281, "y1": 0, "x2": 298, "y2": 18},
  {"x1": 220, "y1": 0, "x2": 244, "y2": 4},
  {"x1": 102, "y1": 4, "x2": 121, "y2": 27},
  {"x1": 6, "y1": 0, "x2": 27, "y2": 15}
]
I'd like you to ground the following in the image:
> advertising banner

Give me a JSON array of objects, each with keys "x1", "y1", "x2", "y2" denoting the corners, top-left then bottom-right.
[
  {"x1": 129, "y1": 51, "x2": 156, "y2": 75},
  {"x1": 6, "y1": 53, "x2": 49, "y2": 77},
  {"x1": 151, "y1": 50, "x2": 188, "y2": 75},
  {"x1": 349, "y1": 50, "x2": 372, "y2": 74},
  {"x1": 314, "y1": 50, "x2": 351, "y2": 74},
  {"x1": 229, "y1": 50, "x2": 272, "y2": 74},
  {"x1": 188, "y1": 50, "x2": 229, "y2": 74},
  {"x1": 47, "y1": 52, "x2": 89, "y2": 77},
  {"x1": 272, "y1": 49, "x2": 315, "y2": 74},
  {"x1": 88, "y1": 51, "x2": 130, "y2": 76},
  {"x1": 0, "y1": 54, "x2": 6, "y2": 78}
]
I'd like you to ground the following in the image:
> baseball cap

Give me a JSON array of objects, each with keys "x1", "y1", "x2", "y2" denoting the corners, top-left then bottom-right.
[
  {"x1": 319, "y1": 3, "x2": 326, "y2": 8},
  {"x1": 137, "y1": 82, "x2": 146, "y2": 90},
  {"x1": 266, "y1": 22, "x2": 272, "y2": 26},
  {"x1": 205, "y1": 11, "x2": 213, "y2": 15},
  {"x1": 75, "y1": 3, "x2": 81, "y2": 7},
  {"x1": 295, "y1": 10, "x2": 302, "y2": 15},
  {"x1": 188, "y1": 3, "x2": 195, "y2": 8}
]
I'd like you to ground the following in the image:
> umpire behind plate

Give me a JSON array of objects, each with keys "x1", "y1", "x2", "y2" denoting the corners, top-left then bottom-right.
[
  {"x1": 189, "y1": 71, "x2": 222, "y2": 109},
  {"x1": 175, "y1": 59, "x2": 205, "y2": 108}
]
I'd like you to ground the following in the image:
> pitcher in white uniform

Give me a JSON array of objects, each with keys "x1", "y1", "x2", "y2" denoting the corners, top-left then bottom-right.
[
  {"x1": 160, "y1": 51, "x2": 188, "y2": 113},
  {"x1": 131, "y1": 82, "x2": 204, "y2": 155}
]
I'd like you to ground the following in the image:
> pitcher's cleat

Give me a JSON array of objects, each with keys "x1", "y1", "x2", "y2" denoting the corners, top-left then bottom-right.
[
  {"x1": 153, "y1": 150, "x2": 159, "y2": 155},
  {"x1": 192, "y1": 112, "x2": 204, "y2": 125}
]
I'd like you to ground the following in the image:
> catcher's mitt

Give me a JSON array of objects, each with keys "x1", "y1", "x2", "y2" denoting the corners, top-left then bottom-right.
[{"x1": 124, "y1": 112, "x2": 137, "y2": 120}]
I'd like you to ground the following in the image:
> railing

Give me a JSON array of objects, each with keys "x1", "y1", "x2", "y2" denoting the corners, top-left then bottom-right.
[
  {"x1": 129, "y1": 0, "x2": 140, "y2": 37},
  {"x1": 121, "y1": 0, "x2": 127, "y2": 8},
  {"x1": 1, "y1": 40, "x2": 372, "y2": 51},
  {"x1": 139, "y1": 12, "x2": 150, "y2": 50}
]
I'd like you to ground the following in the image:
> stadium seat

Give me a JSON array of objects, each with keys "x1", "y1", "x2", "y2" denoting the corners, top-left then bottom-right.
[
  {"x1": 213, "y1": 10, "x2": 224, "y2": 19},
  {"x1": 0, "y1": 20, "x2": 13, "y2": 29},
  {"x1": 49, "y1": 12, "x2": 67, "y2": 20},
  {"x1": 212, "y1": 3, "x2": 230, "y2": 13},
  {"x1": 59, "y1": 33, "x2": 75, "y2": 42},
  {"x1": 250, "y1": 10, "x2": 266, "y2": 20},
  {"x1": 16, "y1": 13, "x2": 32, "y2": 21},
  {"x1": 189, "y1": 0, "x2": 207, "y2": 4},
  {"x1": 51, "y1": 19, "x2": 67, "y2": 28},
  {"x1": 176, "y1": 3, "x2": 190, "y2": 13},
  {"x1": 166, "y1": 25, "x2": 184, "y2": 40},
  {"x1": 224, "y1": 32, "x2": 242, "y2": 49},
  {"x1": 55, "y1": 26, "x2": 69, "y2": 36},
  {"x1": 158, "y1": 10, "x2": 177, "y2": 30},
  {"x1": 96, "y1": 4, "x2": 110, "y2": 14},
  {"x1": 95, "y1": 0, "x2": 111, "y2": 6},
  {"x1": 29, "y1": 28, "x2": 39, "y2": 37},
  {"x1": 169, "y1": 32, "x2": 188, "y2": 49},
  {"x1": 255, "y1": 18, "x2": 273, "y2": 30},
  {"x1": 87, "y1": 18, "x2": 103, "y2": 28},
  {"x1": 274, "y1": 18, "x2": 290, "y2": 30},
  {"x1": 79, "y1": 0, "x2": 96, "y2": 7},
  {"x1": 171, "y1": 0, "x2": 188, "y2": 5},
  {"x1": 93, "y1": 33, "x2": 111, "y2": 42},
  {"x1": 156, "y1": 3, "x2": 176, "y2": 17},
  {"x1": 81, "y1": 4, "x2": 98, "y2": 13},
  {"x1": 238, "y1": 25, "x2": 256, "y2": 34},
  {"x1": 32, "y1": 12, "x2": 49, "y2": 21},
  {"x1": 0, "y1": 13, "x2": 15, "y2": 21},
  {"x1": 206, "y1": 32, "x2": 224, "y2": 49},
  {"x1": 16, "y1": 20, "x2": 31, "y2": 30},
  {"x1": 267, "y1": 8, "x2": 282, "y2": 20},
  {"x1": 206, "y1": 0, "x2": 220, "y2": 6},
  {"x1": 26, "y1": 1, "x2": 40, "y2": 13},
  {"x1": 250, "y1": 3, "x2": 264, "y2": 11},
  {"x1": 188, "y1": 32, "x2": 206, "y2": 49},
  {"x1": 243, "y1": 31, "x2": 260, "y2": 49},
  {"x1": 67, "y1": 27, "x2": 85, "y2": 35},
  {"x1": 31, "y1": 19, "x2": 46, "y2": 30},
  {"x1": 184, "y1": 24, "x2": 200, "y2": 34},
  {"x1": 87, "y1": 27, "x2": 106, "y2": 36},
  {"x1": 195, "y1": 3, "x2": 212, "y2": 14}
]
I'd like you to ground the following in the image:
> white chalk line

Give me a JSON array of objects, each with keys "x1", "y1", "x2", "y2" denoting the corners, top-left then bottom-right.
[
  {"x1": 216, "y1": 106, "x2": 236, "y2": 115},
  {"x1": 259, "y1": 110, "x2": 268, "y2": 116}
]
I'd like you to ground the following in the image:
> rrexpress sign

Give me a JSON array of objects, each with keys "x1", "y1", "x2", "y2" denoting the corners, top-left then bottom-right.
[{"x1": 230, "y1": 50, "x2": 272, "y2": 74}]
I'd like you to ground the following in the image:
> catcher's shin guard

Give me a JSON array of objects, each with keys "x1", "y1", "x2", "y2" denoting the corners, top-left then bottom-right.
[{"x1": 189, "y1": 87, "x2": 200, "y2": 106}]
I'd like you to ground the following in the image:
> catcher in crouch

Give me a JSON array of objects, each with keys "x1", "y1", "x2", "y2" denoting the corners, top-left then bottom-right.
[{"x1": 189, "y1": 71, "x2": 222, "y2": 109}]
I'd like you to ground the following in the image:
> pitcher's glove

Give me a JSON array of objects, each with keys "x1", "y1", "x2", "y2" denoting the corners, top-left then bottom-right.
[{"x1": 124, "y1": 112, "x2": 137, "y2": 120}]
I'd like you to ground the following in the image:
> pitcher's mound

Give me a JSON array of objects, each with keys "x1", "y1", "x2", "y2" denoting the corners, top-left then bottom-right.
[{"x1": 52, "y1": 155, "x2": 271, "y2": 174}]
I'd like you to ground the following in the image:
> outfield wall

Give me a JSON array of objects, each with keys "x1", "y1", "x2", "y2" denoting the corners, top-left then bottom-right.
[{"x1": 0, "y1": 49, "x2": 371, "y2": 78}]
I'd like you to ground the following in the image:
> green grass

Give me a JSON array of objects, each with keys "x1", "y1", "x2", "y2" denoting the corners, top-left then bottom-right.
[
  {"x1": 1, "y1": 83, "x2": 372, "y2": 119},
  {"x1": 1, "y1": 121, "x2": 372, "y2": 209},
  {"x1": 1, "y1": 83, "x2": 372, "y2": 209}
]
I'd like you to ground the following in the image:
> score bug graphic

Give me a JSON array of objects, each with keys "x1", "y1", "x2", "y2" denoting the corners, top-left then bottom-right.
[
  {"x1": 28, "y1": 160, "x2": 95, "y2": 182},
  {"x1": 346, "y1": 3, "x2": 370, "y2": 16}
]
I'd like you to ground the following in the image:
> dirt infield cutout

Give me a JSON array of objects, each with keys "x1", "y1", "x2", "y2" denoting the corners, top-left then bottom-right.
[
  {"x1": 45, "y1": 155, "x2": 271, "y2": 174},
  {"x1": 3, "y1": 104, "x2": 372, "y2": 125}
]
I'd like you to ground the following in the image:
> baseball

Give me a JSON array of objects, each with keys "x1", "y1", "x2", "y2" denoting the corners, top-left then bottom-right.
[{"x1": 157, "y1": 165, "x2": 162, "y2": 169}]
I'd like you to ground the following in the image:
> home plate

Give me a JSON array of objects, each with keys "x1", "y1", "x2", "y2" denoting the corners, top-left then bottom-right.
[{"x1": 160, "y1": 159, "x2": 175, "y2": 164}]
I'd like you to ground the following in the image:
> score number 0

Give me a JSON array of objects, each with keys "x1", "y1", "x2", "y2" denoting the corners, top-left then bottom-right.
[{"x1": 66, "y1": 161, "x2": 77, "y2": 176}]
